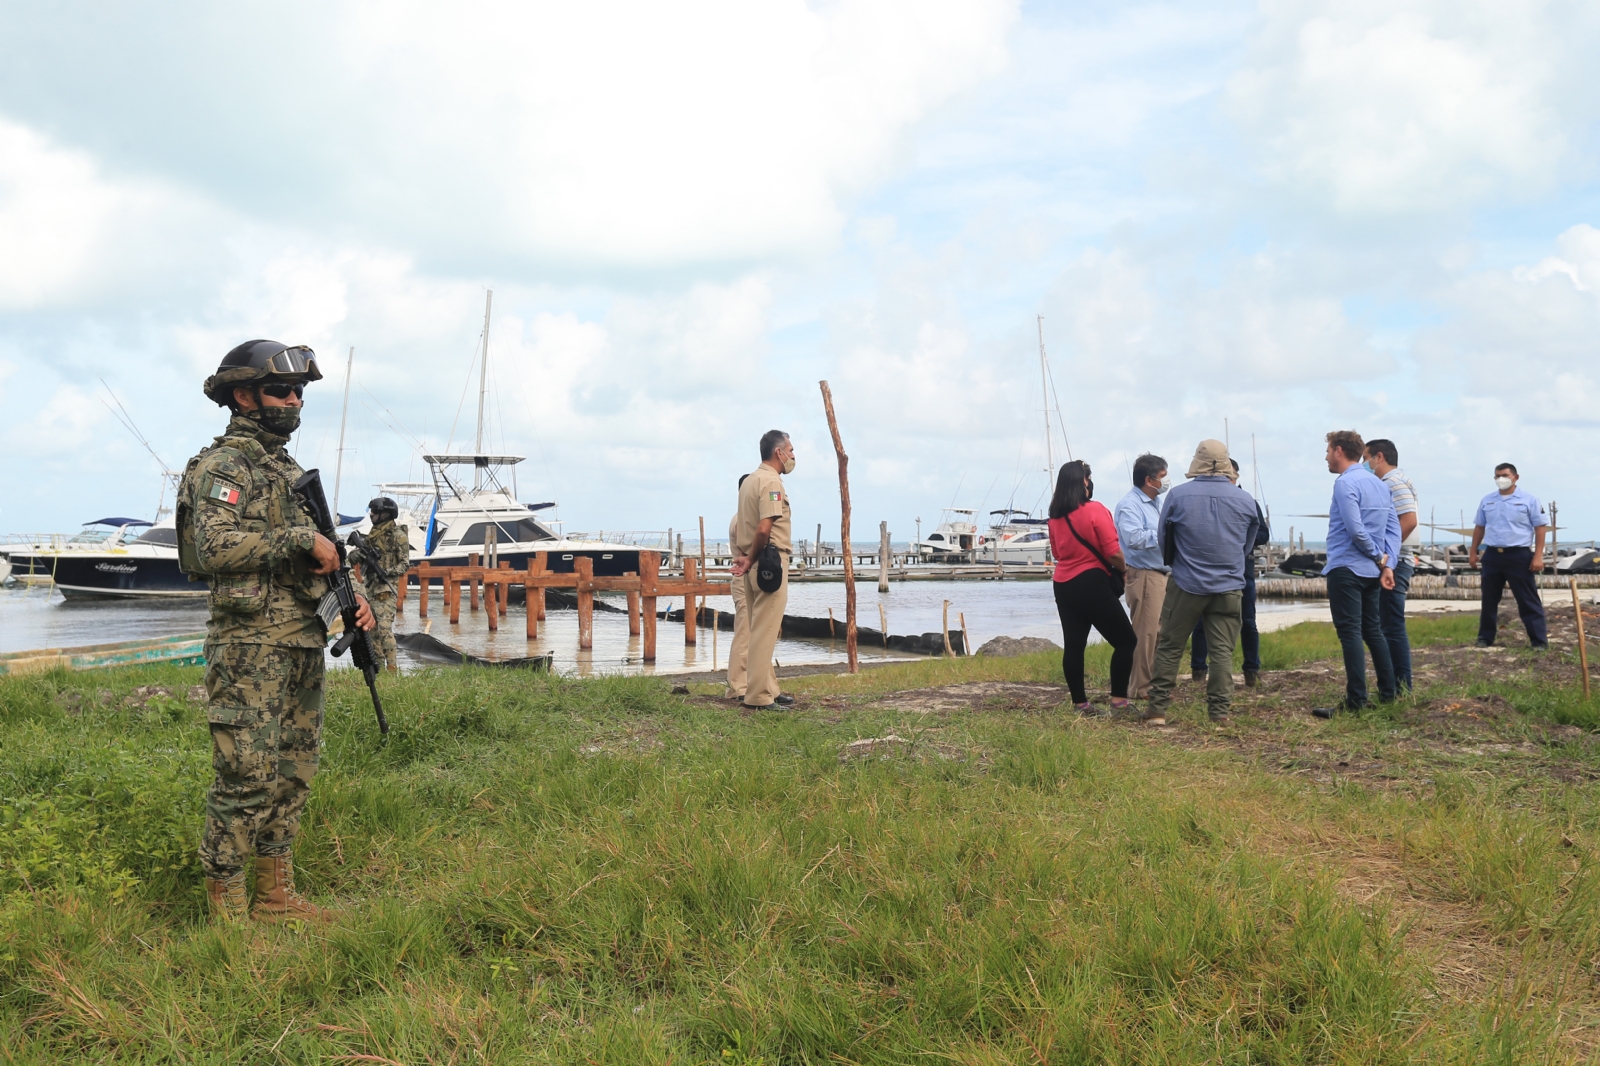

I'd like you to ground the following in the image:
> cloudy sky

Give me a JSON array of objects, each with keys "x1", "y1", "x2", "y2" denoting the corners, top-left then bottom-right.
[{"x1": 3, "y1": 0, "x2": 1598, "y2": 546}]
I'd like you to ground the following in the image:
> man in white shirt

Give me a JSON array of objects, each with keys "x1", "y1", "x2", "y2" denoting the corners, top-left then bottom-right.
[
  {"x1": 1113, "y1": 453, "x2": 1168, "y2": 699},
  {"x1": 1364, "y1": 439, "x2": 1418, "y2": 690}
]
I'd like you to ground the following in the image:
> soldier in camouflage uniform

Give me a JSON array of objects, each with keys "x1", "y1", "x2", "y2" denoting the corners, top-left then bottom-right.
[
  {"x1": 178, "y1": 340, "x2": 375, "y2": 924},
  {"x1": 352, "y1": 496, "x2": 411, "y2": 672}
]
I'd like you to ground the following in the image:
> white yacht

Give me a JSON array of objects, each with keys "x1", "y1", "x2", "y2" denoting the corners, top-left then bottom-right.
[
  {"x1": 986, "y1": 509, "x2": 1052, "y2": 566},
  {"x1": 916, "y1": 508, "x2": 984, "y2": 562},
  {"x1": 415, "y1": 454, "x2": 641, "y2": 577}
]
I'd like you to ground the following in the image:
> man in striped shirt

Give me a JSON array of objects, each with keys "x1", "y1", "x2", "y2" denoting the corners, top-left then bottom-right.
[{"x1": 1365, "y1": 439, "x2": 1417, "y2": 690}]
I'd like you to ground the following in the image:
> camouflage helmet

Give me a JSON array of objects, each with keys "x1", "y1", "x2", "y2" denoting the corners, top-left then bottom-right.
[{"x1": 202, "y1": 340, "x2": 324, "y2": 406}]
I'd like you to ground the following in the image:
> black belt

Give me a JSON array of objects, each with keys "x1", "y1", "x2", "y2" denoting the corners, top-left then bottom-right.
[{"x1": 1485, "y1": 545, "x2": 1530, "y2": 553}]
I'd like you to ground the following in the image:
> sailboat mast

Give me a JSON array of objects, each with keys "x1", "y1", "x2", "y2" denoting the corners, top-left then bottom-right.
[
  {"x1": 1037, "y1": 315, "x2": 1054, "y2": 479},
  {"x1": 475, "y1": 289, "x2": 493, "y2": 490},
  {"x1": 333, "y1": 346, "x2": 354, "y2": 520}
]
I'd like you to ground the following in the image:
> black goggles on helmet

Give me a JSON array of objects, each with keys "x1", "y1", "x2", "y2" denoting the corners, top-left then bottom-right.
[{"x1": 263, "y1": 345, "x2": 318, "y2": 377}]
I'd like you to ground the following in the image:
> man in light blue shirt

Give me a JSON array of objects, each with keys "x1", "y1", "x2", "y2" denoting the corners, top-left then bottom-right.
[
  {"x1": 1114, "y1": 453, "x2": 1169, "y2": 699},
  {"x1": 1469, "y1": 462, "x2": 1548, "y2": 648},
  {"x1": 1314, "y1": 430, "x2": 1400, "y2": 718},
  {"x1": 1143, "y1": 440, "x2": 1259, "y2": 726}
]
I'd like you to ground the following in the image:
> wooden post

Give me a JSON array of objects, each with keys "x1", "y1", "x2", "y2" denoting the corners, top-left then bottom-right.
[
  {"x1": 1574, "y1": 577, "x2": 1592, "y2": 700},
  {"x1": 626, "y1": 578, "x2": 641, "y2": 636},
  {"x1": 942, "y1": 599, "x2": 952, "y2": 657},
  {"x1": 820, "y1": 380, "x2": 858, "y2": 672},
  {"x1": 397, "y1": 570, "x2": 408, "y2": 615},
  {"x1": 498, "y1": 561, "x2": 510, "y2": 616},
  {"x1": 418, "y1": 568, "x2": 430, "y2": 618},
  {"x1": 576, "y1": 555, "x2": 595, "y2": 650},
  {"x1": 535, "y1": 552, "x2": 547, "y2": 620},
  {"x1": 684, "y1": 557, "x2": 698, "y2": 645},
  {"x1": 641, "y1": 551, "x2": 659, "y2": 662},
  {"x1": 485, "y1": 577, "x2": 499, "y2": 632},
  {"x1": 816, "y1": 523, "x2": 822, "y2": 568},
  {"x1": 960, "y1": 611, "x2": 970, "y2": 658},
  {"x1": 878, "y1": 520, "x2": 890, "y2": 593},
  {"x1": 468, "y1": 553, "x2": 481, "y2": 611},
  {"x1": 449, "y1": 571, "x2": 462, "y2": 625},
  {"x1": 828, "y1": 607, "x2": 835, "y2": 637},
  {"x1": 534, "y1": 557, "x2": 547, "y2": 630},
  {"x1": 713, "y1": 608, "x2": 719, "y2": 671},
  {"x1": 878, "y1": 602, "x2": 888, "y2": 647},
  {"x1": 699, "y1": 516, "x2": 706, "y2": 573}
]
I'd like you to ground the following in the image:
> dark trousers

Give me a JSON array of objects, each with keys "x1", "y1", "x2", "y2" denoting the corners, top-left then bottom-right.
[
  {"x1": 1191, "y1": 571, "x2": 1258, "y2": 672},
  {"x1": 1053, "y1": 569, "x2": 1137, "y2": 703},
  {"x1": 1477, "y1": 547, "x2": 1548, "y2": 647},
  {"x1": 1379, "y1": 559, "x2": 1413, "y2": 690},
  {"x1": 1326, "y1": 566, "x2": 1396, "y2": 709}
]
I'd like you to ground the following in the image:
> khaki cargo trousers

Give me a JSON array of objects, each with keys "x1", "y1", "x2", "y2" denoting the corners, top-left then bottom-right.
[
  {"x1": 742, "y1": 558, "x2": 789, "y2": 707},
  {"x1": 1146, "y1": 584, "x2": 1242, "y2": 721},
  {"x1": 726, "y1": 572, "x2": 749, "y2": 699}
]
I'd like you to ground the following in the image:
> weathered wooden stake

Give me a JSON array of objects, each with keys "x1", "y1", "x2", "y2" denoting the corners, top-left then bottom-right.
[
  {"x1": 641, "y1": 550, "x2": 659, "y2": 662},
  {"x1": 878, "y1": 520, "x2": 890, "y2": 593},
  {"x1": 942, "y1": 600, "x2": 952, "y2": 657},
  {"x1": 468, "y1": 553, "x2": 481, "y2": 612},
  {"x1": 878, "y1": 602, "x2": 888, "y2": 647},
  {"x1": 448, "y1": 574, "x2": 461, "y2": 625},
  {"x1": 417, "y1": 571, "x2": 429, "y2": 618},
  {"x1": 499, "y1": 561, "x2": 510, "y2": 616},
  {"x1": 959, "y1": 611, "x2": 969, "y2": 658},
  {"x1": 525, "y1": 557, "x2": 540, "y2": 639},
  {"x1": 627, "y1": 583, "x2": 641, "y2": 636},
  {"x1": 828, "y1": 607, "x2": 835, "y2": 637},
  {"x1": 576, "y1": 555, "x2": 595, "y2": 650},
  {"x1": 1574, "y1": 577, "x2": 1592, "y2": 700},
  {"x1": 684, "y1": 557, "x2": 698, "y2": 645},
  {"x1": 485, "y1": 577, "x2": 499, "y2": 631},
  {"x1": 713, "y1": 608, "x2": 719, "y2": 671},
  {"x1": 819, "y1": 380, "x2": 858, "y2": 673}
]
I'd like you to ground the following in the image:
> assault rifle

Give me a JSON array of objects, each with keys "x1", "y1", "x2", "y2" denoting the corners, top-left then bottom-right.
[{"x1": 291, "y1": 469, "x2": 390, "y2": 742}]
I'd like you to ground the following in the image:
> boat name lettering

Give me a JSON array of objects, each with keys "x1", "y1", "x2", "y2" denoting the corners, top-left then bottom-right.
[{"x1": 94, "y1": 563, "x2": 140, "y2": 574}]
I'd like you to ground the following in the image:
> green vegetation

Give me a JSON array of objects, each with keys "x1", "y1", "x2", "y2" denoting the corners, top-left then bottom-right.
[{"x1": 1, "y1": 615, "x2": 1597, "y2": 1063}]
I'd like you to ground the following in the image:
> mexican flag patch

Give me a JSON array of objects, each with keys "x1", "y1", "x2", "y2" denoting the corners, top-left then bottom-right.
[
  {"x1": 769, "y1": 491, "x2": 781, "y2": 501},
  {"x1": 209, "y1": 480, "x2": 242, "y2": 505}
]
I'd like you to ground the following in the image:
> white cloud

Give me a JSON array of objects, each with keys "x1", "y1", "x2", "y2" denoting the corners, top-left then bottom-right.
[{"x1": 1228, "y1": 0, "x2": 1597, "y2": 214}]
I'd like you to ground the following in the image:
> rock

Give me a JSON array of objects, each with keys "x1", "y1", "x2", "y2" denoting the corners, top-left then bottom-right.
[
  {"x1": 187, "y1": 685, "x2": 208, "y2": 702},
  {"x1": 975, "y1": 636, "x2": 1062, "y2": 658},
  {"x1": 839, "y1": 735, "x2": 911, "y2": 762},
  {"x1": 670, "y1": 684, "x2": 690, "y2": 695}
]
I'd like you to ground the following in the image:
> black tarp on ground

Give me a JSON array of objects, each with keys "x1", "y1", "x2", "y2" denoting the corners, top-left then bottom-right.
[
  {"x1": 395, "y1": 631, "x2": 553, "y2": 669},
  {"x1": 660, "y1": 605, "x2": 965, "y2": 656}
]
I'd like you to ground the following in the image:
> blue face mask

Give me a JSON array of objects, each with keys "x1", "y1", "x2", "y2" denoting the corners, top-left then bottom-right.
[{"x1": 1360, "y1": 461, "x2": 1373, "y2": 473}]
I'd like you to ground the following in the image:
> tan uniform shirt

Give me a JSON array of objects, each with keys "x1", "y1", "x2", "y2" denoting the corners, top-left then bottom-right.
[
  {"x1": 728, "y1": 516, "x2": 742, "y2": 556},
  {"x1": 737, "y1": 464, "x2": 791, "y2": 554}
]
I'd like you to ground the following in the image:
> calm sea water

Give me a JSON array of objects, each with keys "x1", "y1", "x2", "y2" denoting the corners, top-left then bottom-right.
[{"x1": 2, "y1": 577, "x2": 1335, "y2": 677}]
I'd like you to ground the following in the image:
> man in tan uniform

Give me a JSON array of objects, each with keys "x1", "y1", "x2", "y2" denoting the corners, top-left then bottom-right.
[
  {"x1": 726, "y1": 474, "x2": 751, "y2": 701},
  {"x1": 731, "y1": 430, "x2": 795, "y2": 709}
]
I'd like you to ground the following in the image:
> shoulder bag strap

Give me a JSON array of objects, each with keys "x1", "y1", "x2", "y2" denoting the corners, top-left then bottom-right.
[{"x1": 1063, "y1": 509, "x2": 1117, "y2": 573}]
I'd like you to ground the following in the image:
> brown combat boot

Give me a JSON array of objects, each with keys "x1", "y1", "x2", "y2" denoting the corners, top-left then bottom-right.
[
  {"x1": 205, "y1": 871, "x2": 251, "y2": 924},
  {"x1": 251, "y1": 854, "x2": 339, "y2": 923}
]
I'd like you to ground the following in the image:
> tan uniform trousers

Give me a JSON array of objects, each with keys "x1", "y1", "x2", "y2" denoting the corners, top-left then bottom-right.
[
  {"x1": 1124, "y1": 568, "x2": 1168, "y2": 698},
  {"x1": 726, "y1": 571, "x2": 750, "y2": 699},
  {"x1": 742, "y1": 562, "x2": 789, "y2": 707}
]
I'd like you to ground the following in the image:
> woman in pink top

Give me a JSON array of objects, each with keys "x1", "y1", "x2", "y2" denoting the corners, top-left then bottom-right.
[{"x1": 1048, "y1": 460, "x2": 1136, "y2": 714}]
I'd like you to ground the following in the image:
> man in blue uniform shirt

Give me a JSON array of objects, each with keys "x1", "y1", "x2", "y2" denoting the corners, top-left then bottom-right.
[
  {"x1": 1313, "y1": 430, "x2": 1399, "y2": 718},
  {"x1": 1469, "y1": 462, "x2": 1548, "y2": 649}
]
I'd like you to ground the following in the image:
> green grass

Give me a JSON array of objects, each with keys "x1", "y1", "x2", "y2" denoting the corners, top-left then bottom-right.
[{"x1": 0, "y1": 613, "x2": 1597, "y2": 1063}]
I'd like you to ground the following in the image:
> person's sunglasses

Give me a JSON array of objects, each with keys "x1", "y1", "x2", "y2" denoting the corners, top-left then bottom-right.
[{"x1": 260, "y1": 382, "x2": 305, "y2": 400}]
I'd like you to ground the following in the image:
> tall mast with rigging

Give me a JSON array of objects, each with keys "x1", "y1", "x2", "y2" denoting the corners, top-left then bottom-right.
[
  {"x1": 332, "y1": 346, "x2": 354, "y2": 520},
  {"x1": 1037, "y1": 314, "x2": 1053, "y2": 480},
  {"x1": 475, "y1": 289, "x2": 493, "y2": 490}
]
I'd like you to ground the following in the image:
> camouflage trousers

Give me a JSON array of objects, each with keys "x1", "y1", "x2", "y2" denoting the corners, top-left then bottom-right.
[
  {"x1": 199, "y1": 643, "x2": 324, "y2": 880},
  {"x1": 369, "y1": 592, "x2": 398, "y2": 670}
]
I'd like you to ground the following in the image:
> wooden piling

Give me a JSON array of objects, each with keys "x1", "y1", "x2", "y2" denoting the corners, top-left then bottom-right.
[
  {"x1": 576, "y1": 555, "x2": 595, "y2": 650},
  {"x1": 485, "y1": 577, "x2": 499, "y2": 631},
  {"x1": 878, "y1": 520, "x2": 890, "y2": 593},
  {"x1": 641, "y1": 550, "x2": 660, "y2": 662},
  {"x1": 942, "y1": 600, "x2": 952, "y2": 657},
  {"x1": 820, "y1": 380, "x2": 858, "y2": 673},
  {"x1": 468, "y1": 553, "x2": 481, "y2": 611},
  {"x1": 878, "y1": 602, "x2": 888, "y2": 646},
  {"x1": 525, "y1": 557, "x2": 541, "y2": 639},
  {"x1": 448, "y1": 573, "x2": 462, "y2": 625},
  {"x1": 959, "y1": 611, "x2": 969, "y2": 657},
  {"x1": 417, "y1": 570, "x2": 429, "y2": 618},
  {"x1": 627, "y1": 586, "x2": 641, "y2": 636},
  {"x1": 684, "y1": 557, "x2": 698, "y2": 645},
  {"x1": 499, "y1": 561, "x2": 510, "y2": 616}
]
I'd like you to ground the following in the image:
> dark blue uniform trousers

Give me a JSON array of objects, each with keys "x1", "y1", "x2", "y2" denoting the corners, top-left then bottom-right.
[{"x1": 1477, "y1": 547, "x2": 1548, "y2": 647}]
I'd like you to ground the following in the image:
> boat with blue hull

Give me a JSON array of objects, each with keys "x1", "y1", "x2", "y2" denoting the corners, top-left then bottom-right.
[{"x1": 3, "y1": 517, "x2": 200, "y2": 598}]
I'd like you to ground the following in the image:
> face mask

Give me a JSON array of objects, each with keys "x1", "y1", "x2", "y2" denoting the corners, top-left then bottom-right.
[
  {"x1": 1494, "y1": 475, "x2": 1514, "y2": 491},
  {"x1": 251, "y1": 405, "x2": 302, "y2": 436},
  {"x1": 782, "y1": 456, "x2": 796, "y2": 475},
  {"x1": 1157, "y1": 475, "x2": 1171, "y2": 493},
  {"x1": 1085, "y1": 478, "x2": 1094, "y2": 499},
  {"x1": 1361, "y1": 461, "x2": 1373, "y2": 473}
]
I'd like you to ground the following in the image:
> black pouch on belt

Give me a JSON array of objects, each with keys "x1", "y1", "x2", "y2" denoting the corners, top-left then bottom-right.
[{"x1": 756, "y1": 545, "x2": 784, "y2": 593}]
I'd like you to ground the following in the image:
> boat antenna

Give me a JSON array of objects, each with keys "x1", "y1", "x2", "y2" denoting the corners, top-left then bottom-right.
[
  {"x1": 99, "y1": 376, "x2": 177, "y2": 515},
  {"x1": 475, "y1": 288, "x2": 493, "y2": 490},
  {"x1": 333, "y1": 347, "x2": 354, "y2": 520},
  {"x1": 1037, "y1": 315, "x2": 1054, "y2": 479}
]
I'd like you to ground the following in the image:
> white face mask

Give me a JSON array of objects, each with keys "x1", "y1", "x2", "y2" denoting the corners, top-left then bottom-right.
[
  {"x1": 1157, "y1": 475, "x2": 1172, "y2": 493},
  {"x1": 1494, "y1": 475, "x2": 1514, "y2": 491}
]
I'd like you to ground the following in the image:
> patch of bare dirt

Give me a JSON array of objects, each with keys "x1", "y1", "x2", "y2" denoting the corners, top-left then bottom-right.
[{"x1": 861, "y1": 681, "x2": 1072, "y2": 716}]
